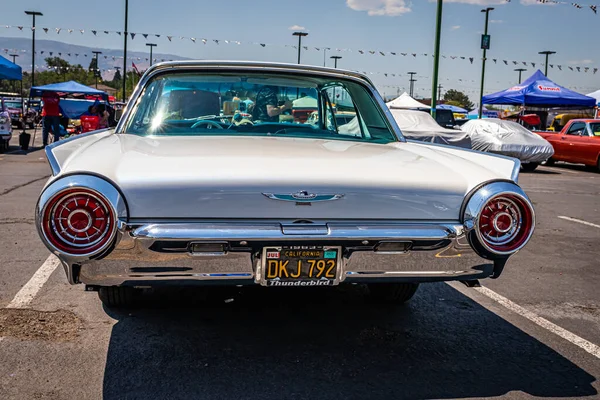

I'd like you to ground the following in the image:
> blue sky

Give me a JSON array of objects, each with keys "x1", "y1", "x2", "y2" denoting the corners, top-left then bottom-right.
[{"x1": 2, "y1": 0, "x2": 599, "y2": 102}]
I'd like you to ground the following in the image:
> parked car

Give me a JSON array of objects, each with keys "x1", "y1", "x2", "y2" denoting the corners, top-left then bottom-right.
[
  {"x1": 389, "y1": 109, "x2": 471, "y2": 149},
  {"x1": 3, "y1": 98, "x2": 38, "y2": 129},
  {"x1": 536, "y1": 119, "x2": 600, "y2": 170},
  {"x1": 36, "y1": 61, "x2": 536, "y2": 308},
  {"x1": 461, "y1": 118, "x2": 554, "y2": 171}
]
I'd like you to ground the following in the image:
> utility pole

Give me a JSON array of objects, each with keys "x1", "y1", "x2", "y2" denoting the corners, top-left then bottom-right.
[
  {"x1": 538, "y1": 51, "x2": 556, "y2": 77},
  {"x1": 92, "y1": 51, "x2": 102, "y2": 89},
  {"x1": 514, "y1": 68, "x2": 527, "y2": 84},
  {"x1": 10, "y1": 54, "x2": 19, "y2": 93},
  {"x1": 478, "y1": 7, "x2": 494, "y2": 119},
  {"x1": 407, "y1": 72, "x2": 417, "y2": 97},
  {"x1": 330, "y1": 56, "x2": 342, "y2": 69},
  {"x1": 24, "y1": 11, "x2": 43, "y2": 89},
  {"x1": 430, "y1": 0, "x2": 443, "y2": 119},
  {"x1": 146, "y1": 43, "x2": 157, "y2": 66},
  {"x1": 292, "y1": 31, "x2": 308, "y2": 64},
  {"x1": 437, "y1": 84, "x2": 443, "y2": 100},
  {"x1": 322, "y1": 48, "x2": 330, "y2": 67},
  {"x1": 122, "y1": 0, "x2": 129, "y2": 102}
]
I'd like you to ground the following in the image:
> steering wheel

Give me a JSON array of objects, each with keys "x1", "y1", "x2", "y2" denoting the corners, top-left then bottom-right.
[{"x1": 191, "y1": 120, "x2": 224, "y2": 130}]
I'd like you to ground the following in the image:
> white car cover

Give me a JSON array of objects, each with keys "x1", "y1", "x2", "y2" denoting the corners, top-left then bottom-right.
[
  {"x1": 461, "y1": 118, "x2": 554, "y2": 163},
  {"x1": 388, "y1": 109, "x2": 471, "y2": 149}
]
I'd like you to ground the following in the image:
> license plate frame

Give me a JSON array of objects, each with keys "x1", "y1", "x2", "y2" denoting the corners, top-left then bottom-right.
[{"x1": 258, "y1": 245, "x2": 343, "y2": 287}]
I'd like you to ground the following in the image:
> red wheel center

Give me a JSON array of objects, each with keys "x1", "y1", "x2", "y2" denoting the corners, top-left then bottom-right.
[
  {"x1": 69, "y1": 211, "x2": 91, "y2": 231},
  {"x1": 493, "y1": 213, "x2": 512, "y2": 233}
]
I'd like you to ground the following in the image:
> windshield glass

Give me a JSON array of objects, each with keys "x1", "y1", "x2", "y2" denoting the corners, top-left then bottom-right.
[
  {"x1": 590, "y1": 123, "x2": 600, "y2": 136},
  {"x1": 4, "y1": 101, "x2": 22, "y2": 109},
  {"x1": 123, "y1": 72, "x2": 397, "y2": 144}
]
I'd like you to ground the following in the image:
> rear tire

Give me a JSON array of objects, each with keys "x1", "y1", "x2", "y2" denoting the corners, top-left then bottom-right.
[
  {"x1": 367, "y1": 283, "x2": 419, "y2": 305},
  {"x1": 98, "y1": 286, "x2": 138, "y2": 308},
  {"x1": 521, "y1": 162, "x2": 539, "y2": 172},
  {"x1": 544, "y1": 158, "x2": 556, "y2": 166}
]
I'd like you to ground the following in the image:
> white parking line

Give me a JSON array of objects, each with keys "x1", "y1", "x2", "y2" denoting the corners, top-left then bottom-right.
[
  {"x1": 6, "y1": 255, "x2": 60, "y2": 309},
  {"x1": 558, "y1": 216, "x2": 600, "y2": 229},
  {"x1": 538, "y1": 166, "x2": 579, "y2": 174},
  {"x1": 475, "y1": 286, "x2": 600, "y2": 359}
]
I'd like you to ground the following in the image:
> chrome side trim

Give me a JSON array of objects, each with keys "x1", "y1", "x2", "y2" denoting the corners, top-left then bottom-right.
[
  {"x1": 36, "y1": 175, "x2": 129, "y2": 263},
  {"x1": 511, "y1": 159, "x2": 521, "y2": 183},
  {"x1": 45, "y1": 146, "x2": 61, "y2": 176},
  {"x1": 463, "y1": 181, "x2": 535, "y2": 256}
]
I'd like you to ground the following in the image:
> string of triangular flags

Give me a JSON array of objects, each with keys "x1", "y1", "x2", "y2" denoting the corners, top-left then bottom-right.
[
  {"x1": 3, "y1": 45, "x2": 599, "y2": 77},
  {"x1": 505, "y1": 0, "x2": 598, "y2": 14}
]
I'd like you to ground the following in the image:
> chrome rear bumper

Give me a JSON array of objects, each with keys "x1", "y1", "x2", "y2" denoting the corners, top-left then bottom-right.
[{"x1": 56, "y1": 221, "x2": 503, "y2": 287}]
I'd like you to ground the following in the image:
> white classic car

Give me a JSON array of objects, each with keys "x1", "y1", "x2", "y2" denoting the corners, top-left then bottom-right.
[{"x1": 36, "y1": 61, "x2": 535, "y2": 307}]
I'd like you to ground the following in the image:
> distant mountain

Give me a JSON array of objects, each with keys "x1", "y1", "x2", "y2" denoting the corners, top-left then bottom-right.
[{"x1": 0, "y1": 37, "x2": 190, "y2": 76}]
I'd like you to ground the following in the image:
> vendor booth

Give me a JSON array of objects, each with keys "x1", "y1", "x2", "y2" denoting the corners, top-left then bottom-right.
[
  {"x1": 482, "y1": 70, "x2": 596, "y2": 128},
  {"x1": 29, "y1": 81, "x2": 111, "y2": 139},
  {"x1": 0, "y1": 55, "x2": 24, "y2": 150}
]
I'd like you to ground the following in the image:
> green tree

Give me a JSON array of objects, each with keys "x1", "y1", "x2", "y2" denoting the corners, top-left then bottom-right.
[{"x1": 443, "y1": 89, "x2": 474, "y2": 110}]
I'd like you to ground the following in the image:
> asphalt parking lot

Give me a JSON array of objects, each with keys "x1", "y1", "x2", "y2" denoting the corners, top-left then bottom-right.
[{"x1": 0, "y1": 133, "x2": 599, "y2": 399}]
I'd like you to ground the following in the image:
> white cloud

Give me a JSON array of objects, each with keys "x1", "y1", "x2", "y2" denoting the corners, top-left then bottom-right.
[
  {"x1": 346, "y1": 0, "x2": 411, "y2": 16},
  {"x1": 288, "y1": 25, "x2": 306, "y2": 31},
  {"x1": 451, "y1": 25, "x2": 461, "y2": 30}
]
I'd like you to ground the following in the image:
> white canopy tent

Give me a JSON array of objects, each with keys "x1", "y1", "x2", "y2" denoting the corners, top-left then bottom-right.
[
  {"x1": 587, "y1": 90, "x2": 600, "y2": 118},
  {"x1": 586, "y1": 90, "x2": 600, "y2": 105},
  {"x1": 386, "y1": 92, "x2": 429, "y2": 109}
]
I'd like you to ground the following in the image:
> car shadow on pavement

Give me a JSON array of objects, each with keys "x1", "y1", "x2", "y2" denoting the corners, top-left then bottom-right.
[{"x1": 101, "y1": 283, "x2": 597, "y2": 400}]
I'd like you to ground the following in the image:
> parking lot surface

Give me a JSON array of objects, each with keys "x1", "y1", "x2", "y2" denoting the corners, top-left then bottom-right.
[{"x1": 0, "y1": 136, "x2": 599, "y2": 399}]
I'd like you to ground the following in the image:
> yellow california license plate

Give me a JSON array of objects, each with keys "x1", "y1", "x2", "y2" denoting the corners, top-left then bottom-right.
[{"x1": 261, "y1": 246, "x2": 341, "y2": 287}]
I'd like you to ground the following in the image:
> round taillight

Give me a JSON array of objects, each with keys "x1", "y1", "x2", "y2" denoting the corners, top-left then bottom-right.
[
  {"x1": 42, "y1": 188, "x2": 116, "y2": 256},
  {"x1": 477, "y1": 194, "x2": 534, "y2": 254}
]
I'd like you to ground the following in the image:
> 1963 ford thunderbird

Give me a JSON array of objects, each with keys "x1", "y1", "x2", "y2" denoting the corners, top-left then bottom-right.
[{"x1": 36, "y1": 61, "x2": 535, "y2": 307}]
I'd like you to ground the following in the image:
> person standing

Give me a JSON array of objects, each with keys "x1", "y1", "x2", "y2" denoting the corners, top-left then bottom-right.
[{"x1": 41, "y1": 91, "x2": 61, "y2": 147}]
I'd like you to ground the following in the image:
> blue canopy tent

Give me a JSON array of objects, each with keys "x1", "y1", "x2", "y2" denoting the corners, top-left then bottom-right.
[
  {"x1": 29, "y1": 80, "x2": 108, "y2": 101},
  {"x1": 483, "y1": 70, "x2": 596, "y2": 108},
  {"x1": 467, "y1": 106, "x2": 499, "y2": 119},
  {"x1": 437, "y1": 104, "x2": 468, "y2": 113},
  {"x1": 0, "y1": 55, "x2": 22, "y2": 81}
]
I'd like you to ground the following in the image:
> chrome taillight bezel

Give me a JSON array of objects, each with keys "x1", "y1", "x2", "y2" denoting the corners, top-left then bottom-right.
[
  {"x1": 41, "y1": 188, "x2": 116, "y2": 256},
  {"x1": 463, "y1": 181, "x2": 535, "y2": 257},
  {"x1": 36, "y1": 175, "x2": 128, "y2": 260}
]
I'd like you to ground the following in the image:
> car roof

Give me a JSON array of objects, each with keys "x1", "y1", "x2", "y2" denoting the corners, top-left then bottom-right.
[{"x1": 143, "y1": 60, "x2": 375, "y2": 87}]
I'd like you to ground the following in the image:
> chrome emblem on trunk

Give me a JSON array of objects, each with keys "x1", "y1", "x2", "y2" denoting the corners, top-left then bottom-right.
[{"x1": 263, "y1": 191, "x2": 344, "y2": 203}]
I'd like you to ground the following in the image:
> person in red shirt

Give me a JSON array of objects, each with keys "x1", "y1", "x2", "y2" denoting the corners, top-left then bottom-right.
[{"x1": 41, "y1": 91, "x2": 61, "y2": 146}]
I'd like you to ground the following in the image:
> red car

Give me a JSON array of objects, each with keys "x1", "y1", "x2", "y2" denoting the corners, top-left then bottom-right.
[{"x1": 536, "y1": 119, "x2": 600, "y2": 171}]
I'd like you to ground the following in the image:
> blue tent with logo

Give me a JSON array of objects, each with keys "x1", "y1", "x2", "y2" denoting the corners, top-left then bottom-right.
[
  {"x1": 29, "y1": 80, "x2": 108, "y2": 100},
  {"x1": 482, "y1": 70, "x2": 596, "y2": 108},
  {"x1": 467, "y1": 106, "x2": 499, "y2": 119},
  {"x1": 0, "y1": 55, "x2": 22, "y2": 80}
]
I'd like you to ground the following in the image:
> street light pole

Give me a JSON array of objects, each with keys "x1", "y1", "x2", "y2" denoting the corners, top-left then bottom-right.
[
  {"x1": 330, "y1": 55, "x2": 342, "y2": 69},
  {"x1": 430, "y1": 0, "x2": 443, "y2": 119},
  {"x1": 9, "y1": 54, "x2": 19, "y2": 93},
  {"x1": 514, "y1": 68, "x2": 527, "y2": 84},
  {"x1": 146, "y1": 43, "x2": 157, "y2": 66},
  {"x1": 323, "y1": 48, "x2": 330, "y2": 67},
  {"x1": 438, "y1": 84, "x2": 443, "y2": 100},
  {"x1": 407, "y1": 72, "x2": 417, "y2": 97},
  {"x1": 122, "y1": 0, "x2": 129, "y2": 102},
  {"x1": 92, "y1": 51, "x2": 102, "y2": 89},
  {"x1": 292, "y1": 32, "x2": 308, "y2": 64},
  {"x1": 24, "y1": 11, "x2": 43, "y2": 89},
  {"x1": 538, "y1": 51, "x2": 556, "y2": 77},
  {"x1": 478, "y1": 7, "x2": 494, "y2": 119}
]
